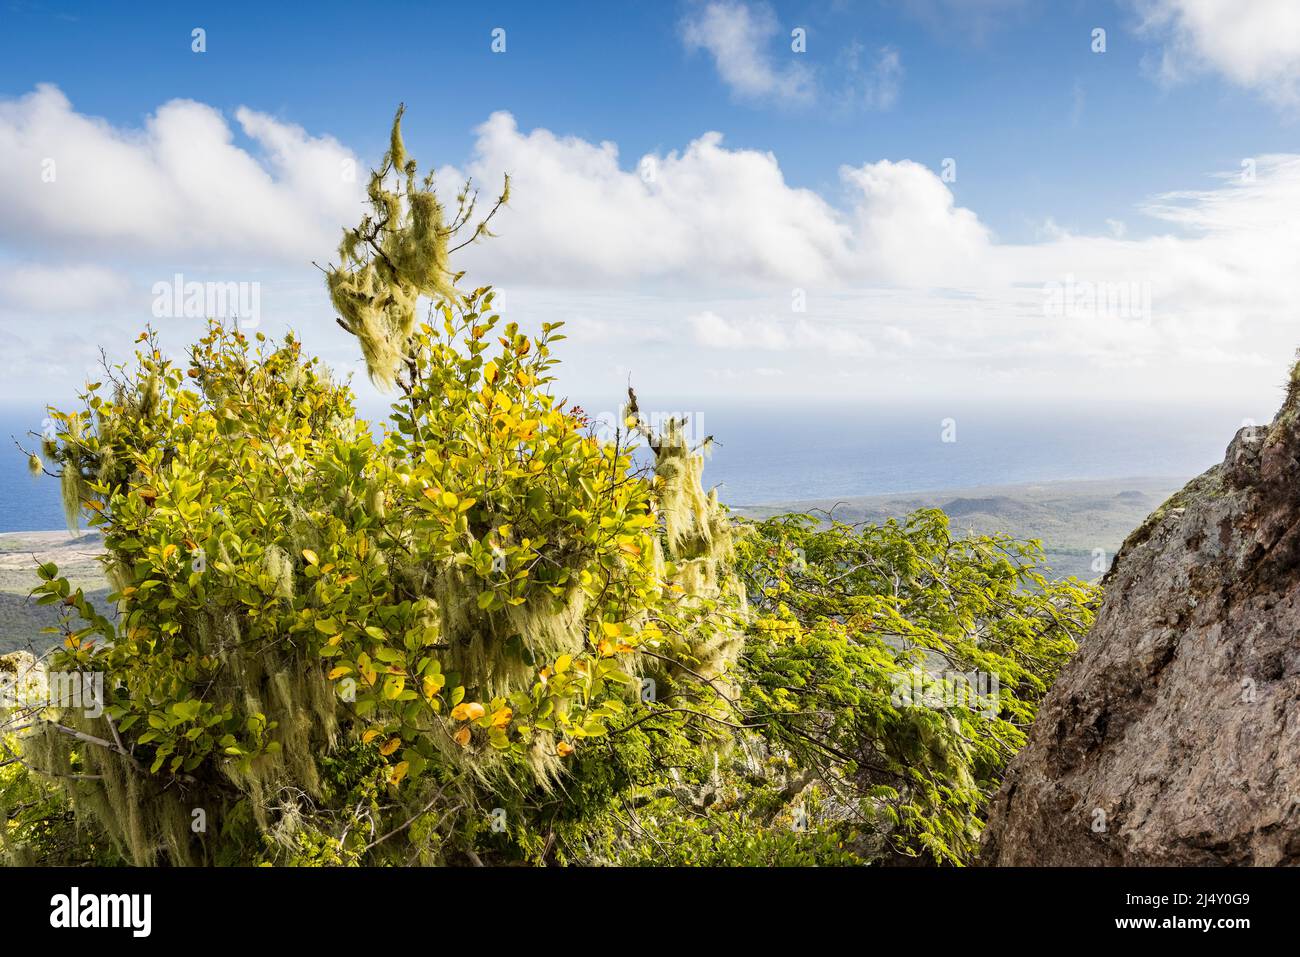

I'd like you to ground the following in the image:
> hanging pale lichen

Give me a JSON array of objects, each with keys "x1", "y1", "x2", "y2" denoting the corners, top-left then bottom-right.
[
  {"x1": 326, "y1": 105, "x2": 508, "y2": 390},
  {"x1": 58, "y1": 462, "x2": 87, "y2": 534},
  {"x1": 261, "y1": 544, "x2": 295, "y2": 601},
  {"x1": 627, "y1": 388, "x2": 747, "y2": 683}
]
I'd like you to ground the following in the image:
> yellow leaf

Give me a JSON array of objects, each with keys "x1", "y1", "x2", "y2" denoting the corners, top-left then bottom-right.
[
  {"x1": 388, "y1": 761, "x2": 409, "y2": 785},
  {"x1": 555, "y1": 654, "x2": 573, "y2": 675},
  {"x1": 379, "y1": 737, "x2": 401, "y2": 756},
  {"x1": 454, "y1": 727, "x2": 471, "y2": 747},
  {"x1": 361, "y1": 730, "x2": 379, "y2": 744},
  {"x1": 489, "y1": 706, "x2": 512, "y2": 729},
  {"x1": 302, "y1": 549, "x2": 319, "y2": 565},
  {"x1": 600, "y1": 621, "x2": 622, "y2": 638},
  {"x1": 161, "y1": 543, "x2": 178, "y2": 562},
  {"x1": 440, "y1": 491, "x2": 458, "y2": 509},
  {"x1": 327, "y1": 666, "x2": 352, "y2": 680},
  {"x1": 556, "y1": 741, "x2": 574, "y2": 757},
  {"x1": 450, "y1": 702, "x2": 486, "y2": 722},
  {"x1": 483, "y1": 361, "x2": 498, "y2": 384}
]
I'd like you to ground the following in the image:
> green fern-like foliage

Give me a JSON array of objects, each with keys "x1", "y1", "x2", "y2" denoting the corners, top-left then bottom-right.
[{"x1": 731, "y1": 511, "x2": 1095, "y2": 864}]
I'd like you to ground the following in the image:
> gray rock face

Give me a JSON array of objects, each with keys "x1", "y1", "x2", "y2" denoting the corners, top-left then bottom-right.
[{"x1": 981, "y1": 366, "x2": 1300, "y2": 865}]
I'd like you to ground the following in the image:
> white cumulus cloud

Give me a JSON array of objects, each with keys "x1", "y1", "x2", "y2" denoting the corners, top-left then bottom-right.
[
  {"x1": 448, "y1": 113, "x2": 994, "y2": 290},
  {"x1": 0, "y1": 84, "x2": 364, "y2": 263},
  {"x1": 1134, "y1": 0, "x2": 1300, "y2": 108},
  {"x1": 447, "y1": 112, "x2": 851, "y2": 286},
  {"x1": 681, "y1": 1, "x2": 814, "y2": 106}
]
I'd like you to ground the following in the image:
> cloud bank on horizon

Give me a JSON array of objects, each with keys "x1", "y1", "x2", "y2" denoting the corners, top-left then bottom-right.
[{"x1": 0, "y1": 0, "x2": 1297, "y2": 414}]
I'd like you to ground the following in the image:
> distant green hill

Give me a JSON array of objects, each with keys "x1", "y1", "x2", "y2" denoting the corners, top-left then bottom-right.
[
  {"x1": 0, "y1": 530, "x2": 110, "y2": 654},
  {"x1": 735, "y1": 475, "x2": 1188, "y2": 582}
]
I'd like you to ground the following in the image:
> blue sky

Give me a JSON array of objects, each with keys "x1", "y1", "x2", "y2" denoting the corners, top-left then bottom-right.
[
  {"x1": 2, "y1": 0, "x2": 1290, "y2": 241},
  {"x1": 1, "y1": 0, "x2": 1298, "y2": 419}
]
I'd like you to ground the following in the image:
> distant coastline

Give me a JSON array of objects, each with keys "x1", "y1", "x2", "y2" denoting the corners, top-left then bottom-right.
[{"x1": 733, "y1": 474, "x2": 1188, "y2": 582}]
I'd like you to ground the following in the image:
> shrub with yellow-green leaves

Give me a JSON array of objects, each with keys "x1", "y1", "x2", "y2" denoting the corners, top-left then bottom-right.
[{"x1": 7, "y1": 109, "x2": 744, "y2": 866}]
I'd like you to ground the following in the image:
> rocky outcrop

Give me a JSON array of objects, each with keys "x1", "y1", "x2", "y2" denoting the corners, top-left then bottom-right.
[{"x1": 981, "y1": 361, "x2": 1300, "y2": 865}]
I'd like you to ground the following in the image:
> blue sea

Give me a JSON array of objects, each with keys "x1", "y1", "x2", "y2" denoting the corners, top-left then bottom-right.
[
  {"x1": 672, "y1": 399, "x2": 1254, "y2": 505},
  {"x1": 0, "y1": 399, "x2": 1264, "y2": 532}
]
